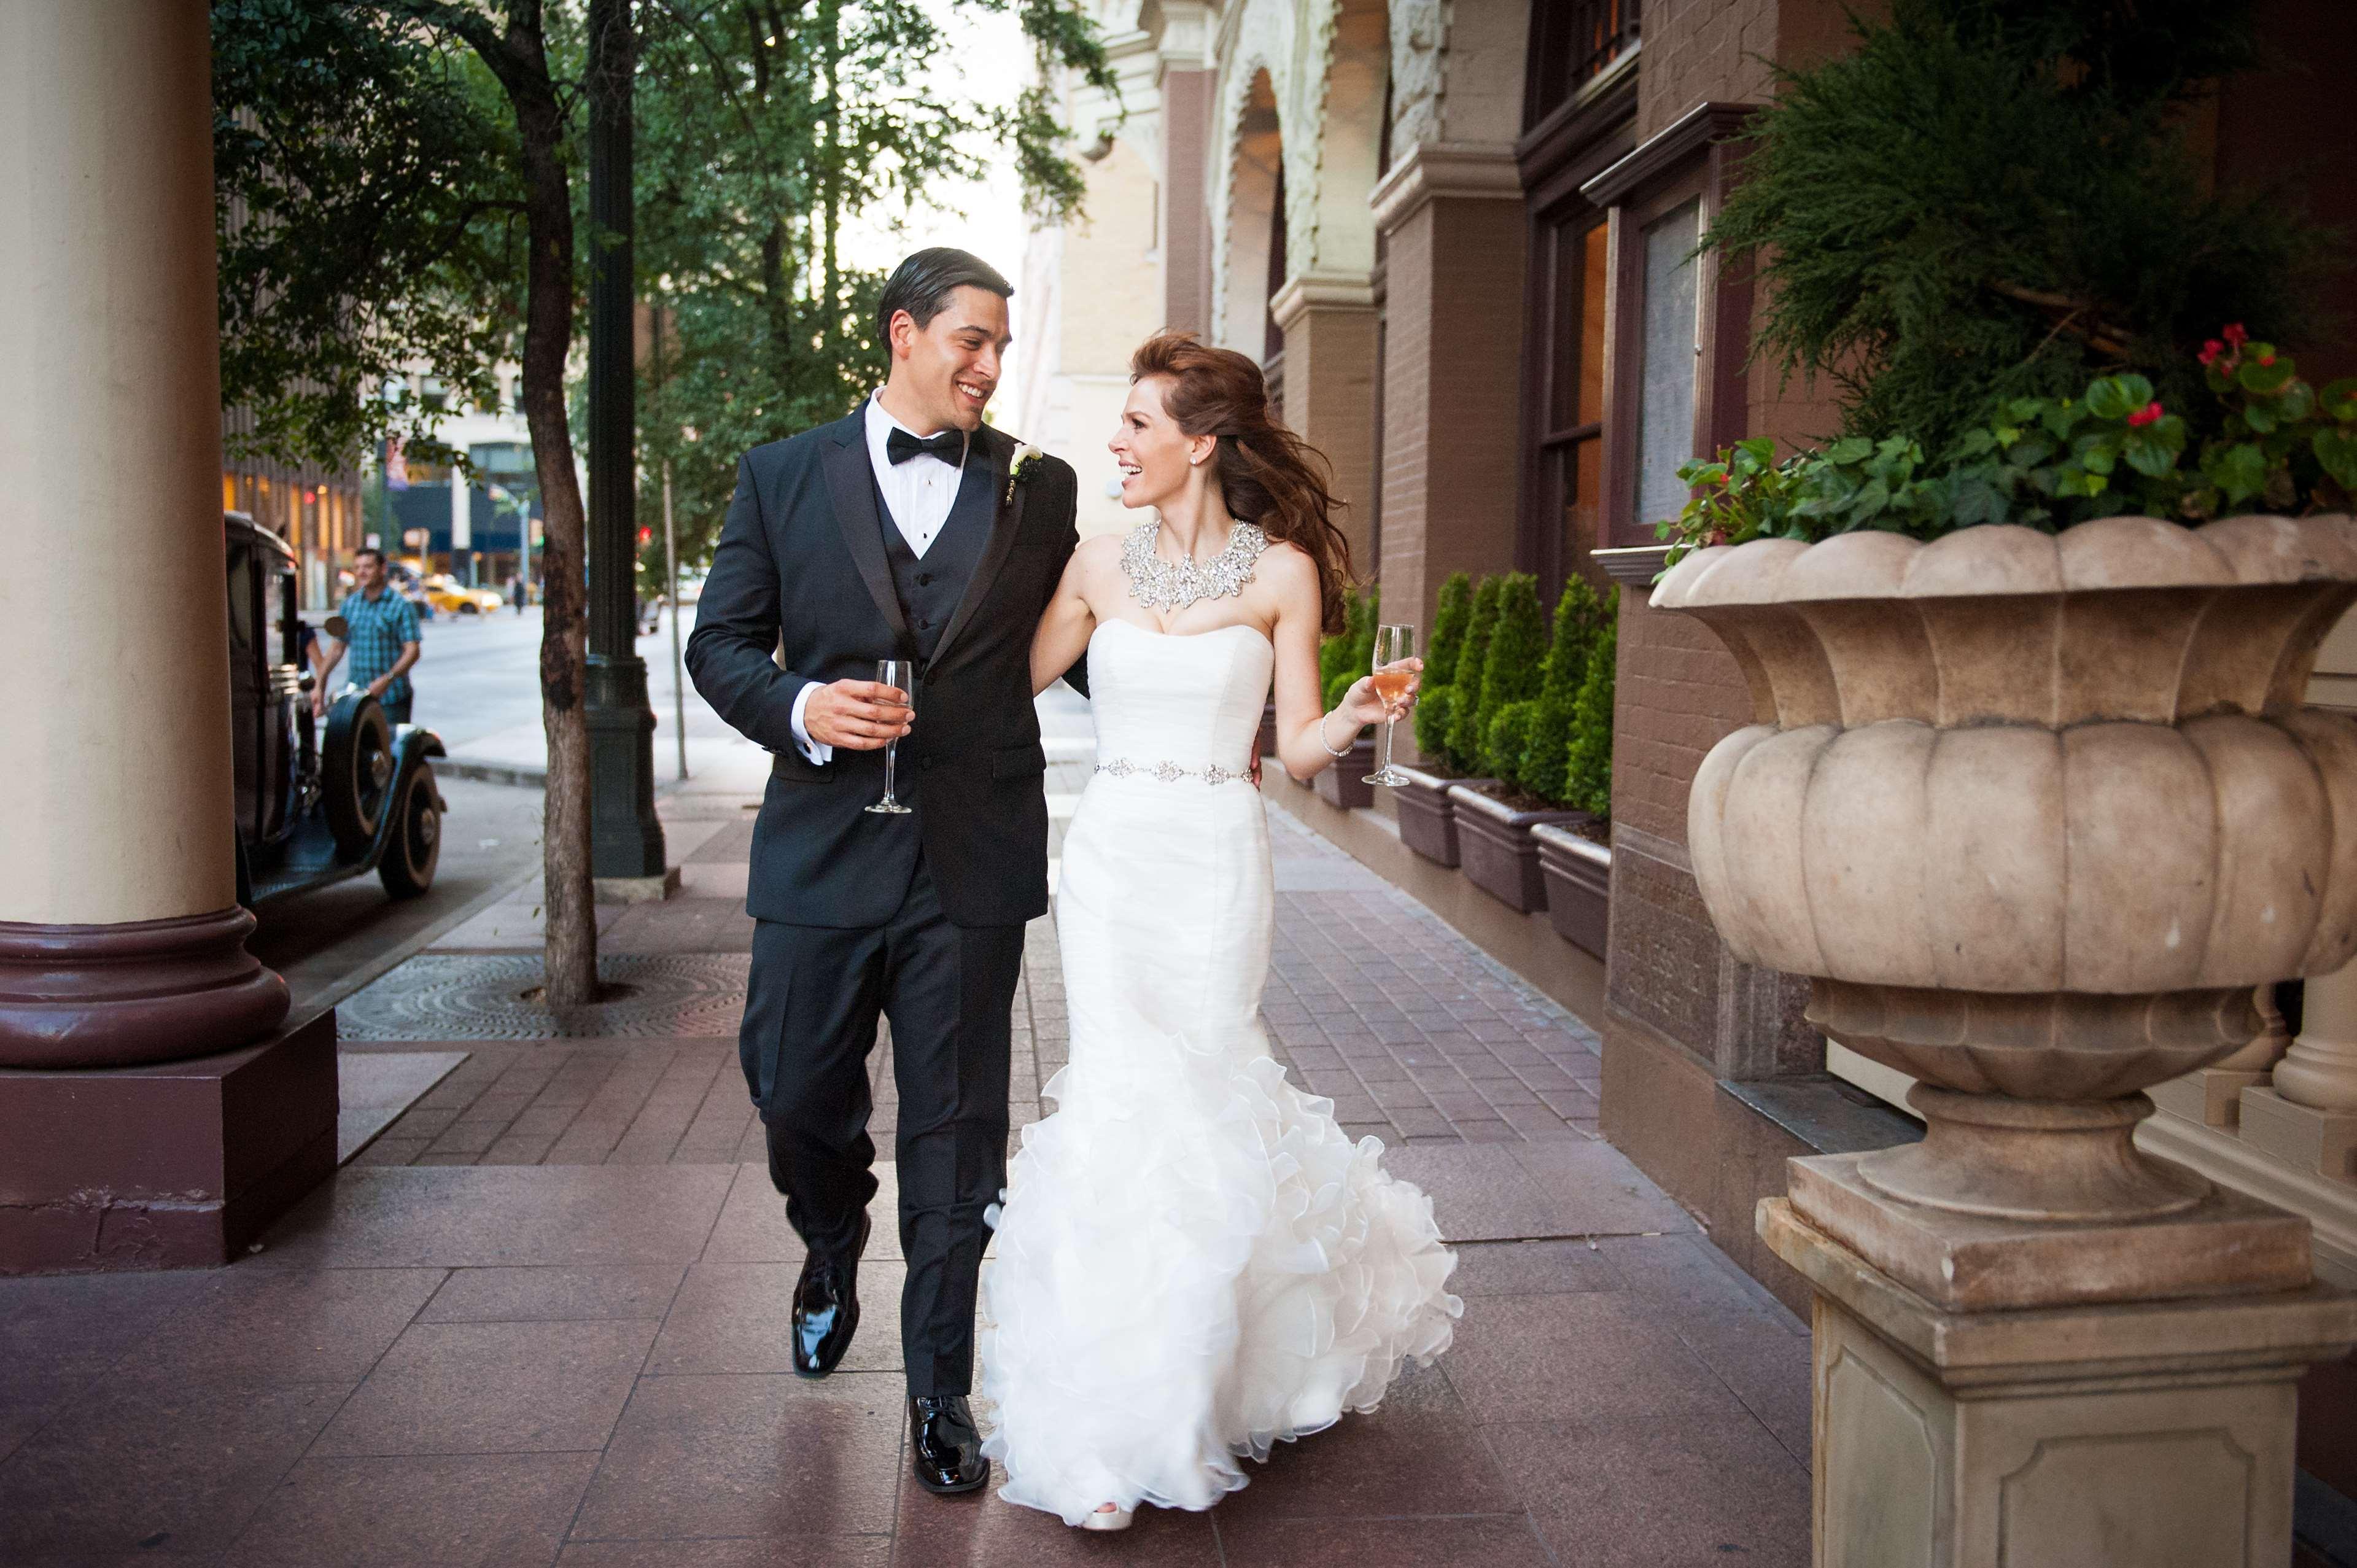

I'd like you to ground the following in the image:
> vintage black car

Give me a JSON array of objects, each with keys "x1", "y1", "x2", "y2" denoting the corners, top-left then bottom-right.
[{"x1": 227, "y1": 513, "x2": 447, "y2": 904}]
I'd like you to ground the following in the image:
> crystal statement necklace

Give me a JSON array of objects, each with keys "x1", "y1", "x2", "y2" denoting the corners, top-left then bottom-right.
[{"x1": 1120, "y1": 519, "x2": 1269, "y2": 613}]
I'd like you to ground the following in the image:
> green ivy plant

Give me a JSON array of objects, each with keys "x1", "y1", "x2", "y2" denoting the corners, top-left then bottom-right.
[{"x1": 1659, "y1": 332, "x2": 2357, "y2": 567}]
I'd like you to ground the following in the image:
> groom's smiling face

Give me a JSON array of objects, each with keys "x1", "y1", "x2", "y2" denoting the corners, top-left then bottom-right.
[{"x1": 887, "y1": 285, "x2": 1011, "y2": 435}]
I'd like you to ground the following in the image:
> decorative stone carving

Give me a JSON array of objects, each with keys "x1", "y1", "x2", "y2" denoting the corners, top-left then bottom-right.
[
  {"x1": 1387, "y1": 0, "x2": 1445, "y2": 152},
  {"x1": 1656, "y1": 516, "x2": 2357, "y2": 1281}
]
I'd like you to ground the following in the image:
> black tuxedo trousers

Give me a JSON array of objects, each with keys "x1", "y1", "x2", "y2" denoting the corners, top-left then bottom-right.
[{"x1": 686, "y1": 410, "x2": 1081, "y2": 1396}]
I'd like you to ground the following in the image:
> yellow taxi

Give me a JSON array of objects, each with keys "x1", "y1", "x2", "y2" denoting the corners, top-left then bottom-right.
[{"x1": 421, "y1": 573, "x2": 505, "y2": 616}]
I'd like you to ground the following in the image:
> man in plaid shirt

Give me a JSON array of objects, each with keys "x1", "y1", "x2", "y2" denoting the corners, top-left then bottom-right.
[{"x1": 319, "y1": 548, "x2": 423, "y2": 724}]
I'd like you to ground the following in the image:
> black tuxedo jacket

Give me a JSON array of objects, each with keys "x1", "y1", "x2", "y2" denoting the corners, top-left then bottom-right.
[{"x1": 686, "y1": 411, "x2": 1081, "y2": 929}]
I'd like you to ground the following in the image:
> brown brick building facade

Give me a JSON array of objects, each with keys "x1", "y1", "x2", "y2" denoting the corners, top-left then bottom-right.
[{"x1": 1022, "y1": 0, "x2": 2357, "y2": 1443}]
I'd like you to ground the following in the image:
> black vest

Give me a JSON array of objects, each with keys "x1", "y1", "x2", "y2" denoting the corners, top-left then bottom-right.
[{"x1": 876, "y1": 449, "x2": 996, "y2": 666}]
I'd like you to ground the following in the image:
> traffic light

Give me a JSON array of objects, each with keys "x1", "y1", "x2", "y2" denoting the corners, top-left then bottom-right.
[{"x1": 637, "y1": 526, "x2": 653, "y2": 545}]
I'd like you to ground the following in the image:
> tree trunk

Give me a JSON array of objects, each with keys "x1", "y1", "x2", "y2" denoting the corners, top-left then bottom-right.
[{"x1": 509, "y1": 51, "x2": 599, "y2": 1006}]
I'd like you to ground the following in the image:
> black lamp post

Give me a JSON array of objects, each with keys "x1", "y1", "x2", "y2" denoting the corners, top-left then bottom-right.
[{"x1": 584, "y1": 0, "x2": 665, "y2": 882}]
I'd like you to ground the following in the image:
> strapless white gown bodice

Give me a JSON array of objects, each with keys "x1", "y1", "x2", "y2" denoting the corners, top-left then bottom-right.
[{"x1": 978, "y1": 619, "x2": 1461, "y2": 1524}]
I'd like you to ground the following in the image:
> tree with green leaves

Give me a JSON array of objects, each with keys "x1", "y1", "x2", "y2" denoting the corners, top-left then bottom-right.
[
  {"x1": 1707, "y1": 0, "x2": 2314, "y2": 457},
  {"x1": 213, "y1": 0, "x2": 1112, "y2": 1004},
  {"x1": 213, "y1": 1, "x2": 523, "y2": 472},
  {"x1": 631, "y1": 0, "x2": 1116, "y2": 577}
]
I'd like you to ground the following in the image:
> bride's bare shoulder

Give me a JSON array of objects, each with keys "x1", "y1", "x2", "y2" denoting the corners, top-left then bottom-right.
[{"x1": 1254, "y1": 537, "x2": 1320, "y2": 597}]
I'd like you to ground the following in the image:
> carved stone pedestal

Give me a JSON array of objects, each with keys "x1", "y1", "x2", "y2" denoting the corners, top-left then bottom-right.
[{"x1": 1762, "y1": 1197, "x2": 2357, "y2": 1568}]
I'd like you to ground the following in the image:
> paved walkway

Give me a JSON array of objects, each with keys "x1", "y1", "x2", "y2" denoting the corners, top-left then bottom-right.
[{"x1": 0, "y1": 721, "x2": 1809, "y2": 1567}]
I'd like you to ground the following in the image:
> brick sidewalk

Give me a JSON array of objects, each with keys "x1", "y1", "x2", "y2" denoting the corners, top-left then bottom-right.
[
  {"x1": 340, "y1": 773, "x2": 1603, "y2": 1167},
  {"x1": 0, "y1": 750, "x2": 1806, "y2": 1567}
]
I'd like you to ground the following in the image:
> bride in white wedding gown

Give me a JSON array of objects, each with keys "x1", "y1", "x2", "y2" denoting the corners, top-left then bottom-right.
[{"x1": 979, "y1": 330, "x2": 1460, "y2": 1530}]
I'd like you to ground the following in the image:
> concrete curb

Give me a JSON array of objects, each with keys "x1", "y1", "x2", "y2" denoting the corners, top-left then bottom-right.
[{"x1": 438, "y1": 759, "x2": 548, "y2": 789}]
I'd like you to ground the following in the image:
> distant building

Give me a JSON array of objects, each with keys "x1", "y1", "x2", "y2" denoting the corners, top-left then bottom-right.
[
  {"x1": 221, "y1": 408, "x2": 362, "y2": 611},
  {"x1": 366, "y1": 365, "x2": 546, "y2": 592}
]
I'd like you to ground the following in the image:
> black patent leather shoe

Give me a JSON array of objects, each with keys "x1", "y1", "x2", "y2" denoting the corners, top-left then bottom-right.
[
  {"x1": 908, "y1": 1394, "x2": 989, "y2": 1494},
  {"x1": 790, "y1": 1211, "x2": 869, "y2": 1378}
]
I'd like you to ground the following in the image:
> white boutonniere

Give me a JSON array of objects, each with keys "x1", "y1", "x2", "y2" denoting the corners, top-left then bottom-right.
[{"x1": 1007, "y1": 443, "x2": 1044, "y2": 506}]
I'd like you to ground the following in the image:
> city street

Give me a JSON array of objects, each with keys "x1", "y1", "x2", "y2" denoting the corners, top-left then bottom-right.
[
  {"x1": 250, "y1": 602, "x2": 709, "y2": 1019},
  {"x1": 405, "y1": 602, "x2": 730, "y2": 780}
]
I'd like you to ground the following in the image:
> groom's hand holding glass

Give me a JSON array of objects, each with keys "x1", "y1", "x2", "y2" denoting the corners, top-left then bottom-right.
[{"x1": 801, "y1": 678, "x2": 914, "y2": 750}]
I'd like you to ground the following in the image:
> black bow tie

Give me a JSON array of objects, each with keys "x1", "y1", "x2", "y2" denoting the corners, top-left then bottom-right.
[{"x1": 886, "y1": 427, "x2": 965, "y2": 466}]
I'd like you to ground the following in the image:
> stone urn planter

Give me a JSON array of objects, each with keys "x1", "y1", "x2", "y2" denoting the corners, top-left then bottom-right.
[
  {"x1": 1656, "y1": 513, "x2": 2357, "y2": 1308},
  {"x1": 1313, "y1": 737, "x2": 1377, "y2": 810},
  {"x1": 1394, "y1": 767, "x2": 1495, "y2": 867},
  {"x1": 1449, "y1": 785, "x2": 1595, "y2": 914},
  {"x1": 1532, "y1": 823, "x2": 1612, "y2": 960}
]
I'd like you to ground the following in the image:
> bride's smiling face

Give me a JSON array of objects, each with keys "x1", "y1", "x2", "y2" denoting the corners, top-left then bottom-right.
[{"x1": 1109, "y1": 375, "x2": 1212, "y2": 511}]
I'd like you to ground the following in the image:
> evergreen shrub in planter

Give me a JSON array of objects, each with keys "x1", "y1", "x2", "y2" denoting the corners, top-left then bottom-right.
[
  {"x1": 1313, "y1": 587, "x2": 1378, "y2": 809},
  {"x1": 1453, "y1": 574, "x2": 1607, "y2": 914},
  {"x1": 1399, "y1": 574, "x2": 1488, "y2": 864}
]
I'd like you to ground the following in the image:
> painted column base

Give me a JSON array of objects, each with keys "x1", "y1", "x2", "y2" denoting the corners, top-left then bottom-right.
[
  {"x1": 1762, "y1": 1195, "x2": 2357, "y2": 1568},
  {"x1": 2240, "y1": 1085, "x2": 2357, "y2": 1184},
  {"x1": 2149, "y1": 1067, "x2": 2271, "y2": 1131},
  {"x1": 0, "y1": 1009, "x2": 337, "y2": 1273}
]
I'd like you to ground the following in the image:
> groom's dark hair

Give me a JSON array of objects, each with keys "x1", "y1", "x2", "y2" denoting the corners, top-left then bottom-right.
[{"x1": 876, "y1": 247, "x2": 1013, "y2": 346}]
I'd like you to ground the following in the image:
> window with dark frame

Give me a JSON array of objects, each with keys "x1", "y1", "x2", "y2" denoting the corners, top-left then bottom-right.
[{"x1": 1533, "y1": 217, "x2": 1612, "y2": 596}]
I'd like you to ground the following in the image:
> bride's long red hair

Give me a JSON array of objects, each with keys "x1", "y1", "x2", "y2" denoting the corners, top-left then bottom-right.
[{"x1": 1129, "y1": 331, "x2": 1356, "y2": 635}]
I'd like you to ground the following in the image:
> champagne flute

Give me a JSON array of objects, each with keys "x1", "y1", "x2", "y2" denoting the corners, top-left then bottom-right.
[
  {"x1": 865, "y1": 658, "x2": 915, "y2": 815},
  {"x1": 1364, "y1": 624, "x2": 1416, "y2": 786}
]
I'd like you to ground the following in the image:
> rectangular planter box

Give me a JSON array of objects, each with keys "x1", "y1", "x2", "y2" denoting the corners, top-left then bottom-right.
[
  {"x1": 1313, "y1": 737, "x2": 1378, "y2": 810},
  {"x1": 1395, "y1": 767, "x2": 1497, "y2": 867},
  {"x1": 1448, "y1": 783, "x2": 1596, "y2": 914},
  {"x1": 1532, "y1": 821, "x2": 1612, "y2": 960}
]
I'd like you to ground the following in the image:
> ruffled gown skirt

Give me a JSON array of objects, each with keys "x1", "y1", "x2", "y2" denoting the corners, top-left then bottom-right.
[{"x1": 979, "y1": 753, "x2": 1461, "y2": 1525}]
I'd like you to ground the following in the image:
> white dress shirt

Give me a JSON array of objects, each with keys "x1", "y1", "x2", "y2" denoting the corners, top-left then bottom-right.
[{"x1": 788, "y1": 393, "x2": 970, "y2": 764}]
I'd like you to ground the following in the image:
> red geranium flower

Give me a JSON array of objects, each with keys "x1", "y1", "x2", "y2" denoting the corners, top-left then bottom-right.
[
  {"x1": 2126, "y1": 402, "x2": 2164, "y2": 428},
  {"x1": 2224, "y1": 323, "x2": 2250, "y2": 346}
]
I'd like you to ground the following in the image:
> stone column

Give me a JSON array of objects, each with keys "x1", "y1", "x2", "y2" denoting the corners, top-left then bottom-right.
[
  {"x1": 1155, "y1": 30, "x2": 1216, "y2": 337},
  {"x1": 1271, "y1": 273, "x2": 1380, "y2": 570},
  {"x1": 1369, "y1": 143, "x2": 1527, "y2": 741},
  {"x1": 0, "y1": 0, "x2": 329, "y2": 1272}
]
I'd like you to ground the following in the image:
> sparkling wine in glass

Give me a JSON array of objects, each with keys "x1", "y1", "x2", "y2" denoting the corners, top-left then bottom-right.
[
  {"x1": 1365, "y1": 624, "x2": 1416, "y2": 787},
  {"x1": 865, "y1": 658, "x2": 915, "y2": 815}
]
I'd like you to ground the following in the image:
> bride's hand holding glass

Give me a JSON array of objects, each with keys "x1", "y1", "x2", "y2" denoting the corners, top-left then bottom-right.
[{"x1": 1338, "y1": 658, "x2": 1421, "y2": 728}]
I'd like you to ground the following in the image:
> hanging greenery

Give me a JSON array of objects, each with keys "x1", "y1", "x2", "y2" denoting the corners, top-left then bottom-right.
[{"x1": 1705, "y1": 0, "x2": 2316, "y2": 459}]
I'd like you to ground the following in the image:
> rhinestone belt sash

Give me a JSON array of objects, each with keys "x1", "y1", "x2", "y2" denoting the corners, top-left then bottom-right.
[{"x1": 1094, "y1": 757, "x2": 1251, "y2": 785}]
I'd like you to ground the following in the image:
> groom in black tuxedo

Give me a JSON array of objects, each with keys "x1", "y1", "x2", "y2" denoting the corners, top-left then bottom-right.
[{"x1": 686, "y1": 249, "x2": 1081, "y2": 1496}]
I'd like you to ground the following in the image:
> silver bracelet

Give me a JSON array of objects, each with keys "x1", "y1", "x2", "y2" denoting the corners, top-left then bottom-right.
[{"x1": 1319, "y1": 710, "x2": 1360, "y2": 758}]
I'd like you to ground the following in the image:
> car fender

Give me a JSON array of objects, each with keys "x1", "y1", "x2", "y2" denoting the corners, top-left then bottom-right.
[{"x1": 356, "y1": 727, "x2": 450, "y2": 871}]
